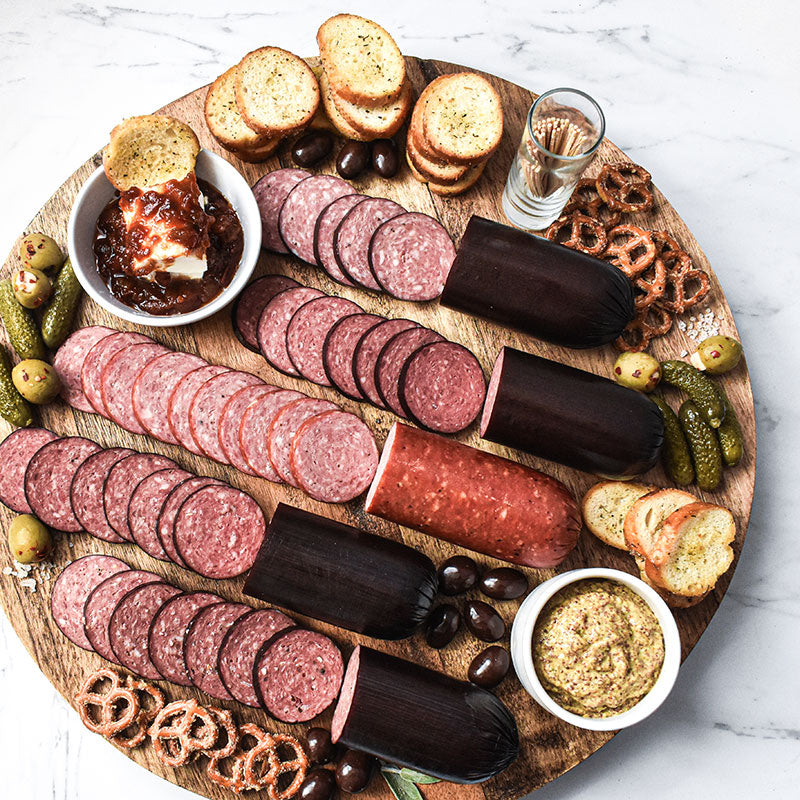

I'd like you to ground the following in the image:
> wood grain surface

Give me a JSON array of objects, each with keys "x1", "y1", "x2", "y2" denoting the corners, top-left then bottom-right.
[{"x1": 0, "y1": 57, "x2": 755, "y2": 800}]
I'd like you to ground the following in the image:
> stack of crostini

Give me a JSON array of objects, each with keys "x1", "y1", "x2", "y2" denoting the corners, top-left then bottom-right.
[
  {"x1": 406, "y1": 72, "x2": 504, "y2": 196},
  {"x1": 204, "y1": 47, "x2": 320, "y2": 163},
  {"x1": 582, "y1": 481, "x2": 736, "y2": 607}
]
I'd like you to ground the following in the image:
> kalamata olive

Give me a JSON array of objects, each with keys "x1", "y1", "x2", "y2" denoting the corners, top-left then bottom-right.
[
  {"x1": 371, "y1": 138, "x2": 399, "y2": 177},
  {"x1": 300, "y1": 767, "x2": 337, "y2": 800},
  {"x1": 336, "y1": 141, "x2": 370, "y2": 179},
  {"x1": 292, "y1": 130, "x2": 333, "y2": 167},
  {"x1": 437, "y1": 555, "x2": 479, "y2": 595},
  {"x1": 464, "y1": 600, "x2": 505, "y2": 642},
  {"x1": 305, "y1": 727, "x2": 336, "y2": 764},
  {"x1": 480, "y1": 567, "x2": 529, "y2": 600},
  {"x1": 468, "y1": 645, "x2": 511, "y2": 688},
  {"x1": 424, "y1": 604, "x2": 460, "y2": 648},
  {"x1": 335, "y1": 749, "x2": 375, "y2": 794}
]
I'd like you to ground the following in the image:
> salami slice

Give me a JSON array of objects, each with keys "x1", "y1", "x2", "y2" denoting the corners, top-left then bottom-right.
[
  {"x1": 399, "y1": 341, "x2": 486, "y2": 434},
  {"x1": 70, "y1": 447, "x2": 135, "y2": 543},
  {"x1": 133, "y1": 351, "x2": 207, "y2": 444},
  {"x1": 313, "y1": 194, "x2": 365, "y2": 285},
  {"x1": 279, "y1": 174, "x2": 352, "y2": 263},
  {"x1": 267, "y1": 397, "x2": 338, "y2": 486},
  {"x1": 239, "y1": 389, "x2": 304, "y2": 482},
  {"x1": 50, "y1": 555, "x2": 129, "y2": 651},
  {"x1": 334, "y1": 198, "x2": 405, "y2": 290},
  {"x1": 257, "y1": 286, "x2": 324, "y2": 376},
  {"x1": 353, "y1": 318, "x2": 418, "y2": 406},
  {"x1": 158, "y1": 476, "x2": 223, "y2": 567},
  {"x1": 232, "y1": 274, "x2": 300, "y2": 351},
  {"x1": 290, "y1": 411, "x2": 378, "y2": 503},
  {"x1": 184, "y1": 602, "x2": 250, "y2": 700},
  {"x1": 100, "y1": 341, "x2": 170, "y2": 434},
  {"x1": 322, "y1": 314, "x2": 384, "y2": 400},
  {"x1": 218, "y1": 609, "x2": 295, "y2": 707},
  {"x1": 167, "y1": 364, "x2": 230, "y2": 455},
  {"x1": 369, "y1": 212, "x2": 455, "y2": 301},
  {"x1": 54, "y1": 326, "x2": 114, "y2": 412},
  {"x1": 25, "y1": 437, "x2": 101, "y2": 531},
  {"x1": 109, "y1": 582, "x2": 182, "y2": 679},
  {"x1": 84, "y1": 570, "x2": 162, "y2": 661},
  {"x1": 253, "y1": 628, "x2": 344, "y2": 723},
  {"x1": 0, "y1": 428, "x2": 57, "y2": 513},
  {"x1": 286, "y1": 296, "x2": 362, "y2": 385},
  {"x1": 148, "y1": 591, "x2": 222, "y2": 686},
  {"x1": 375, "y1": 327, "x2": 445, "y2": 417},
  {"x1": 128, "y1": 468, "x2": 193, "y2": 560},
  {"x1": 174, "y1": 485, "x2": 266, "y2": 579},
  {"x1": 252, "y1": 168, "x2": 310, "y2": 253},
  {"x1": 188, "y1": 370, "x2": 265, "y2": 463},
  {"x1": 104, "y1": 453, "x2": 176, "y2": 541},
  {"x1": 81, "y1": 331, "x2": 153, "y2": 416},
  {"x1": 219, "y1": 385, "x2": 278, "y2": 475}
]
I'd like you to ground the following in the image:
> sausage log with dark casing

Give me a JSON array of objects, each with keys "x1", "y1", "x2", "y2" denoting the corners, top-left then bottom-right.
[
  {"x1": 331, "y1": 645, "x2": 519, "y2": 783},
  {"x1": 481, "y1": 347, "x2": 665, "y2": 477},
  {"x1": 440, "y1": 215, "x2": 635, "y2": 348},
  {"x1": 365, "y1": 423, "x2": 581, "y2": 568},
  {"x1": 244, "y1": 504, "x2": 438, "y2": 639}
]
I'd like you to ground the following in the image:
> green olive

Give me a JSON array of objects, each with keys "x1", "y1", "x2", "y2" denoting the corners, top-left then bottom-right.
[
  {"x1": 12, "y1": 268, "x2": 52, "y2": 309},
  {"x1": 19, "y1": 233, "x2": 64, "y2": 273},
  {"x1": 613, "y1": 352, "x2": 661, "y2": 392},
  {"x1": 11, "y1": 359, "x2": 61, "y2": 404},
  {"x1": 8, "y1": 514, "x2": 53, "y2": 563},
  {"x1": 690, "y1": 335, "x2": 742, "y2": 375}
]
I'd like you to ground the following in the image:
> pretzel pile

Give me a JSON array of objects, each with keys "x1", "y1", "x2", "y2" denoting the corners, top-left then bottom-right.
[
  {"x1": 545, "y1": 163, "x2": 711, "y2": 351},
  {"x1": 74, "y1": 668, "x2": 308, "y2": 797}
]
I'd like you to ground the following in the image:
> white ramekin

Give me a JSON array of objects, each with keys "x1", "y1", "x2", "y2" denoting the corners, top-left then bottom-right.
[
  {"x1": 510, "y1": 567, "x2": 681, "y2": 731},
  {"x1": 67, "y1": 149, "x2": 261, "y2": 327}
]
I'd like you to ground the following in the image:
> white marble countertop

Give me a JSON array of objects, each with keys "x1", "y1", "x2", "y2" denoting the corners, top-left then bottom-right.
[{"x1": 1, "y1": 1, "x2": 798, "y2": 797}]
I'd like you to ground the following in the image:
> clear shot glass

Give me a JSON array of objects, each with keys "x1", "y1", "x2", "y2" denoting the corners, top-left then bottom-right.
[{"x1": 502, "y1": 88, "x2": 605, "y2": 231}]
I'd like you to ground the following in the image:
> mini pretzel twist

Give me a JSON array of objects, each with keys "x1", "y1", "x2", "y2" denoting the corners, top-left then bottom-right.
[
  {"x1": 634, "y1": 258, "x2": 668, "y2": 311},
  {"x1": 545, "y1": 211, "x2": 608, "y2": 256},
  {"x1": 207, "y1": 723, "x2": 272, "y2": 794},
  {"x1": 656, "y1": 268, "x2": 711, "y2": 314},
  {"x1": 74, "y1": 668, "x2": 139, "y2": 738},
  {"x1": 149, "y1": 699, "x2": 218, "y2": 768},
  {"x1": 596, "y1": 163, "x2": 654, "y2": 213},
  {"x1": 614, "y1": 305, "x2": 674, "y2": 352},
  {"x1": 265, "y1": 734, "x2": 310, "y2": 800},
  {"x1": 605, "y1": 224, "x2": 657, "y2": 278},
  {"x1": 563, "y1": 178, "x2": 623, "y2": 229},
  {"x1": 111, "y1": 676, "x2": 166, "y2": 749}
]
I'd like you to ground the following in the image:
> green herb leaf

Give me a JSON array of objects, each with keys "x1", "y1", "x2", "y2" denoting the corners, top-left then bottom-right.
[
  {"x1": 381, "y1": 770, "x2": 424, "y2": 800},
  {"x1": 399, "y1": 768, "x2": 441, "y2": 784}
]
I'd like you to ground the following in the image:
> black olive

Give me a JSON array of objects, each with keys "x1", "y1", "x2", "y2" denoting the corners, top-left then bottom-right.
[
  {"x1": 336, "y1": 141, "x2": 370, "y2": 179},
  {"x1": 480, "y1": 567, "x2": 529, "y2": 600},
  {"x1": 335, "y1": 749, "x2": 375, "y2": 794},
  {"x1": 305, "y1": 727, "x2": 336, "y2": 764},
  {"x1": 424, "y1": 604, "x2": 460, "y2": 648},
  {"x1": 437, "y1": 555, "x2": 479, "y2": 595},
  {"x1": 464, "y1": 600, "x2": 505, "y2": 642},
  {"x1": 299, "y1": 767, "x2": 337, "y2": 800},
  {"x1": 468, "y1": 645, "x2": 511, "y2": 688},
  {"x1": 371, "y1": 138, "x2": 399, "y2": 177},
  {"x1": 292, "y1": 130, "x2": 333, "y2": 167}
]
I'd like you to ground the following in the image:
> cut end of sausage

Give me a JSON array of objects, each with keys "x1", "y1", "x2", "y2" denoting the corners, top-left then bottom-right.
[
  {"x1": 364, "y1": 423, "x2": 397, "y2": 512},
  {"x1": 331, "y1": 644, "x2": 360, "y2": 742},
  {"x1": 480, "y1": 346, "x2": 505, "y2": 437}
]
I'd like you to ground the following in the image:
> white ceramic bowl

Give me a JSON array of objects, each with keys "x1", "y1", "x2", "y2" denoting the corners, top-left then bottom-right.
[
  {"x1": 67, "y1": 149, "x2": 261, "y2": 327},
  {"x1": 510, "y1": 567, "x2": 681, "y2": 731}
]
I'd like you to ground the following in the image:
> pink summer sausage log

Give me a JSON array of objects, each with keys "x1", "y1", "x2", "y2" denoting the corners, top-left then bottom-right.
[
  {"x1": 313, "y1": 194, "x2": 365, "y2": 286},
  {"x1": 0, "y1": 427, "x2": 57, "y2": 514},
  {"x1": 322, "y1": 313, "x2": 383, "y2": 400},
  {"x1": 232, "y1": 274, "x2": 300, "y2": 351},
  {"x1": 167, "y1": 364, "x2": 230, "y2": 455},
  {"x1": 54, "y1": 326, "x2": 114, "y2": 412},
  {"x1": 218, "y1": 384, "x2": 278, "y2": 475},
  {"x1": 364, "y1": 423, "x2": 582, "y2": 568},
  {"x1": 253, "y1": 628, "x2": 344, "y2": 723},
  {"x1": 252, "y1": 168, "x2": 310, "y2": 253}
]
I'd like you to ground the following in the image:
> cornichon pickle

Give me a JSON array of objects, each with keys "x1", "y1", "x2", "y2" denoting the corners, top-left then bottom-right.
[
  {"x1": 651, "y1": 395, "x2": 694, "y2": 485},
  {"x1": 41, "y1": 258, "x2": 82, "y2": 349},
  {"x1": 679, "y1": 400, "x2": 723, "y2": 491},
  {"x1": 0, "y1": 347, "x2": 33, "y2": 427},
  {"x1": 661, "y1": 359, "x2": 726, "y2": 428},
  {"x1": 716, "y1": 384, "x2": 744, "y2": 467},
  {"x1": 0, "y1": 280, "x2": 45, "y2": 360}
]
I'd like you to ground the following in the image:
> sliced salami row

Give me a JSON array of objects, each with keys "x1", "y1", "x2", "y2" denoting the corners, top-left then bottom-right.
[
  {"x1": 55, "y1": 324, "x2": 378, "y2": 504},
  {"x1": 235, "y1": 276, "x2": 486, "y2": 434},
  {"x1": 50, "y1": 555, "x2": 344, "y2": 721},
  {"x1": 251, "y1": 168, "x2": 455, "y2": 301},
  {"x1": 0, "y1": 428, "x2": 265, "y2": 579}
]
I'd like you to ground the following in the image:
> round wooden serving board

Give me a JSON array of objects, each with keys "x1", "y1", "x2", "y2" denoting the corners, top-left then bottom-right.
[{"x1": 0, "y1": 57, "x2": 755, "y2": 800}]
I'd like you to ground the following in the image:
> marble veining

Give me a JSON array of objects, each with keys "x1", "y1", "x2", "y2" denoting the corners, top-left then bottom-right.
[{"x1": 1, "y1": 1, "x2": 798, "y2": 798}]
